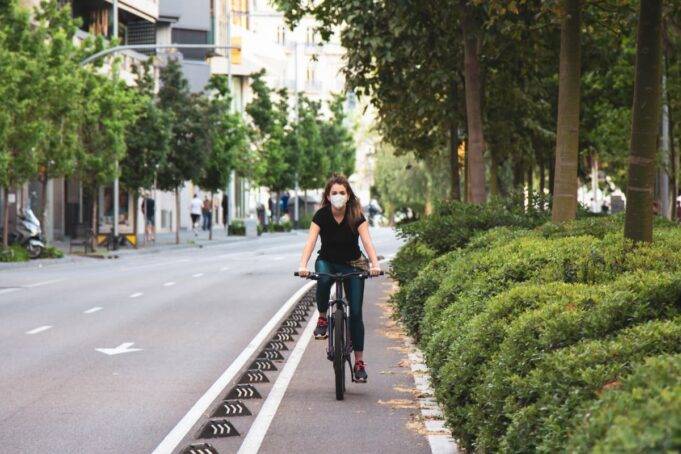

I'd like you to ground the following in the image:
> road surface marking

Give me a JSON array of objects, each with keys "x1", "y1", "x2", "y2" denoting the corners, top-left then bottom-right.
[
  {"x1": 272, "y1": 256, "x2": 285, "y2": 261},
  {"x1": 26, "y1": 325, "x2": 52, "y2": 335},
  {"x1": 83, "y1": 307, "x2": 103, "y2": 314},
  {"x1": 237, "y1": 305, "x2": 318, "y2": 454},
  {"x1": 193, "y1": 273, "x2": 204, "y2": 278},
  {"x1": 152, "y1": 281, "x2": 315, "y2": 454},
  {"x1": 0, "y1": 288, "x2": 20, "y2": 295},
  {"x1": 163, "y1": 282, "x2": 175, "y2": 287},
  {"x1": 130, "y1": 292, "x2": 143, "y2": 298},
  {"x1": 95, "y1": 342, "x2": 142, "y2": 356},
  {"x1": 25, "y1": 279, "x2": 63, "y2": 288},
  {"x1": 220, "y1": 266, "x2": 230, "y2": 271}
]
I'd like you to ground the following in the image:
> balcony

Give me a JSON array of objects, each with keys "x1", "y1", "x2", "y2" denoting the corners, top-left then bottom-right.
[{"x1": 104, "y1": 0, "x2": 159, "y2": 22}]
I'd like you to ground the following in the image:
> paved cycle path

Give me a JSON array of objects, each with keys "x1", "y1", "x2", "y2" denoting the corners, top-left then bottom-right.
[{"x1": 257, "y1": 276, "x2": 431, "y2": 453}]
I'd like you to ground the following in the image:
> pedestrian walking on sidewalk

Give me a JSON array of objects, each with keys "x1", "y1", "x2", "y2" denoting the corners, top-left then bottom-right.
[
  {"x1": 190, "y1": 194, "x2": 202, "y2": 237},
  {"x1": 141, "y1": 192, "x2": 156, "y2": 243},
  {"x1": 297, "y1": 174, "x2": 381, "y2": 383},
  {"x1": 202, "y1": 196, "x2": 212, "y2": 231}
]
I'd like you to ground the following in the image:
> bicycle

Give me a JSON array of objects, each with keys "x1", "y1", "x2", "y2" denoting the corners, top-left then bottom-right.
[{"x1": 294, "y1": 270, "x2": 384, "y2": 400}]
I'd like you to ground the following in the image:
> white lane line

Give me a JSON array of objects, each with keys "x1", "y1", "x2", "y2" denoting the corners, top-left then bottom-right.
[
  {"x1": 163, "y1": 282, "x2": 175, "y2": 287},
  {"x1": 26, "y1": 325, "x2": 52, "y2": 335},
  {"x1": 83, "y1": 307, "x2": 103, "y2": 314},
  {"x1": 237, "y1": 305, "x2": 318, "y2": 454},
  {"x1": 152, "y1": 281, "x2": 315, "y2": 454},
  {"x1": 25, "y1": 279, "x2": 63, "y2": 288},
  {"x1": 192, "y1": 273, "x2": 204, "y2": 278},
  {"x1": 0, "y1": 288, "x2": 21, "y2": 295},
  {"x1": 130, "y1": 292, "x2": 143, "y2": 298},
  {"x1": 271, "y1": 256, "x2": 285, "y2": 261},
  {"x1": 220, "y1": 266, "x2": 230, "y2": 272}
]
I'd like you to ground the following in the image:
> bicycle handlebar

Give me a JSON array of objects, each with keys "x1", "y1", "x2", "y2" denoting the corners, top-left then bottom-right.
[{"x1": 294, "y1": 270, "x2": 384, "y2": 280}]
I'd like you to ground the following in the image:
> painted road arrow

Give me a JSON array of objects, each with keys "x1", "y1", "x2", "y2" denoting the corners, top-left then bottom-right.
[{"x1": 95, "y1": 342, "x2": 142, "y2": 356}]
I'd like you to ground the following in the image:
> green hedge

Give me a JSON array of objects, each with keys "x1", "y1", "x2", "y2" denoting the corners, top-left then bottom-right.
[
  {"x1": 390, "y1": 211, "x2": 681, "y2": 452},
  {"x1": 566, "y1": 353, "x2": 681, "y2": 453}
]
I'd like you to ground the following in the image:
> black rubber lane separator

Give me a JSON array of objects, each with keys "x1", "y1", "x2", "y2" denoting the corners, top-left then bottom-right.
[
  {"x1": 282, "y1": 319, "x2": 302, "y2": 328},
  {"x1": 250, "y1": 358, "x2": 278, "y2": 371},
  {"x1": 212, "y1": 399, "x2": 252, "y2": 417},
  {"x1": 266, "y1": 341, "x2": 289, "y2": 351},
  {"x1": 239, "y1": 369, "x2": 269, "y2": 383},
  {"x1": 277, "y1": 326, "x2": 299, "y2": 335},
  {"x1": 198, "y1": 419, "x2": 239, "y2": 438},
  {"x1": 258, "y1": 348, "x2": 285, "y2": 360},
  {"x1": 182, "y1": 442, "x2": 219, "y2": 454},
  {"x1": 271, "y1": 333, "x2": 294, "y2": 342},
  {"x1": 288, "y1": 313, "x2": 306, "y2": 322},
  {"x1": 226, "y1": 384, "x2": 261, "y2": 399}
]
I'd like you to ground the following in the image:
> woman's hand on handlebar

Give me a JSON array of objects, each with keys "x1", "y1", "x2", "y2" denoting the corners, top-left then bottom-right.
[
  {"x1": 369, "y1": 264, "x2": 381, "y2": 277},
  {"x1": 297, "y1": 267, "x2": 311, "y2": 278}
]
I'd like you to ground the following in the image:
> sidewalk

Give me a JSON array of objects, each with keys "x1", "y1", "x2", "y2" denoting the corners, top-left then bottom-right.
[{"x1": 51, "y1": 229, "x2": 301, "y2": 257}]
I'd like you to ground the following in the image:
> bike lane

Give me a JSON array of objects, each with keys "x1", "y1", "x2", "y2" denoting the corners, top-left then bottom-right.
[{"x1": 254, "y1": 276, "x2": 432, "y2": 453}]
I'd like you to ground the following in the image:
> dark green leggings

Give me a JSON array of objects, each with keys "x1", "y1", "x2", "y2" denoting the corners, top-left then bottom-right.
[{"x1": 315, "y1": 258, "x2": 366, "y2": 351}]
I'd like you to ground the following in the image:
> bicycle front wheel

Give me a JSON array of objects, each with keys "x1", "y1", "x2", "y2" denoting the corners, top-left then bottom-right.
[{"x1": 333, "y1": 307, "x2": 345, "y2": 400}]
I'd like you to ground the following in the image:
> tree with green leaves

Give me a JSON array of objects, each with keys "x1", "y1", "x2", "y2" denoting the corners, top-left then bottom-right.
[
  {"x1": 293, "y1": 95, "x2": 326, "y2": 215},
  {"x1": 198, "y1": 74, "x2": 251, "y2": 239},
  {"x1": 120, "y1": 60, "x2": 170, "y2": 242},
  {"x1": 322, "y1": 94, "x2": 355, "y2": 178},
  {"x1": 76, "y1": 67, "x2": 139, "y2": 249},
  {"x1": 246, "y1": 71, "x2": 293, "y2": 220},
  {"x1": 156, "y1": 58, "x2": 209, "y2": 244},
  {"x1": 29, "y1": 0, "x2": 85, "y2": 234},
  {"x1": 0, "y1": 1, "x2": 44, "y2": 247}
]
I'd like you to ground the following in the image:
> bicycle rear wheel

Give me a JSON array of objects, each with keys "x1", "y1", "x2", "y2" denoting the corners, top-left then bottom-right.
[{"x1": 333, "y1": 307, "x2": 345, "y2": 400}]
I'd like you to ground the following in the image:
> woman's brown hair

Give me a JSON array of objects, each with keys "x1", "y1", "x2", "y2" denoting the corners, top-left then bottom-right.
[{"x1": 321, "y1": 174, "x2": 363, "y2": 232}]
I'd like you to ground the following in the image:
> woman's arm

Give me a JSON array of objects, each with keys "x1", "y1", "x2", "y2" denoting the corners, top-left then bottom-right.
[
  {"x1": 358, "y1": 221, "x2": 381, "y2": 275},
  {"x1": 298, "y1": 223, "x2": 321, "y2": 276}
]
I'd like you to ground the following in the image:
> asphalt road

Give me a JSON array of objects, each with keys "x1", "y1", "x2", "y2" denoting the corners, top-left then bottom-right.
[{"x1": 0, "y1": 227, "x2": 415, "y2": 453}]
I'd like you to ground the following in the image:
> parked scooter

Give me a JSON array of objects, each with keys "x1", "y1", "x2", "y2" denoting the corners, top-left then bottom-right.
[{"x1": 7, "y1": 208, "x2": 46, "y2": 259}]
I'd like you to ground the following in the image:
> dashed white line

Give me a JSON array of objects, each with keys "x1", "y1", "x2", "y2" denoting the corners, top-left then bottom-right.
[
  {"x1": 130, "y1": 292, "x2": 143, "y2": 298},
  {"x1": 220, "y1": 266, "x2": 230, "y2": 271},
  {"x1": 0, "y1": 288, "x2": 20, "y2": 295},
  {"x1": 163, "y1": 282, "x2": 176, "y2": 287},
  {"x1": 192, "y1": 273, "x2": 204, "y2": 278},
  {"x1": 83, "y1": 307, "x2": 103, "y2": 314},
  {"x1": 272, "y1": 256, "x2": 285, "y2": 261},
  {"x1": 25, "y1": 279, "x2": 63, "y2": 288},
  {"x1": 26, "y1": 325, "x2": 52, "y2": 335}
]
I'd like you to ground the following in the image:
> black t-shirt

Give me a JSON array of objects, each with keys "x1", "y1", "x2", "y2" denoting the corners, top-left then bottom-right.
[{"x1": 312, "y1": 204, "x2": 366, "y2": 264}]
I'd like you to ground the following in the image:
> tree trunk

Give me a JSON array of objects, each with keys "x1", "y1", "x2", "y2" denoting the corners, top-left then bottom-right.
[
  {"x1": 132, "y1": 192, "x2": 138, "y2": 249},
  {"x1": 539, "y1": 157, "x2": 546, "y2": 195},
  {"x1": 669, "y1": 85, "x2": 678, "y2": 220},
  {"x1": 175, "y1": 187, "x2": 181, "y2": 245},
  {"x1": 40, "y1": 175, "x2": 48, "y2": 239},
  {"x1": 513, "y1": 158, "x2": 525, "y2": 190},
  {"x1": 527, "y1": 165, "x2": 534, "y2": 209},
  {"x1": 624, "y1": 0, "x2": 664, "y2": 242},
  {"x1": 91, "y1": 189, "x2": 98, "y2": 251},
  {"x1": 449, "y1": 121, "x2": 461, "y2": 201},
  {"x1": 463, "y1": 141, "x2": 469, "y2": 203},
  {"x1": 460, "y1": 0, "x2": 486, "y2": 204},
  {"x1": 2, "y1": 187, "x2": 9, "y2": 248},
  {"x1": 209, "y1": 192, "x2": 214, "y2": 241},
  {"x1": 551, "y1": 0, "x2": 582, "y2": 223}
]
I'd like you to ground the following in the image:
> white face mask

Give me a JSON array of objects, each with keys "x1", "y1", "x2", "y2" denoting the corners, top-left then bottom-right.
[{"x1": 329, "y1": 194, "x2": 348, "y2": 209}]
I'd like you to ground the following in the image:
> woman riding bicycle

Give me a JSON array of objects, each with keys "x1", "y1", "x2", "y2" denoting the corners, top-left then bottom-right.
[{"x1": 297, "y1": 175, "x2": 381, "y2": 383}]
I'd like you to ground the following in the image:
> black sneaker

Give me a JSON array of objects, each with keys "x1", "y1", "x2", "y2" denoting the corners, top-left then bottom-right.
[
  {"x1": 313, "y1": 316, "x2": 328, "y2": 339},
  {"x1": 353, "y1": 360, "x2": 368, "y2": 383}
]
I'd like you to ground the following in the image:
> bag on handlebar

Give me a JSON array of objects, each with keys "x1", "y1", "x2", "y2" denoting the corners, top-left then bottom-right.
[{"x1": 347, "y1": 252, "x2": 370, "y2": 272}]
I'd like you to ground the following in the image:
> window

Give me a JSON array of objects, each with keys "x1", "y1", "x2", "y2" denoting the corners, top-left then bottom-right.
[{"x1": 171, "y1": 28, "x2": 209, "y2": 60}]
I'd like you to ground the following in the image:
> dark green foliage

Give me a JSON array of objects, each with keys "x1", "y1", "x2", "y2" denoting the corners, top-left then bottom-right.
[
  {"x1": 390, "y1": 210, "x2": 681, "y2": 452},
  {"x1": 389, "y1": 239, "x2": 436, "y2": 286},
  {"x1": 566, "y1": 353, "x2": 681, "y2": 453},
  {"x1": 397, "y1": 197, "x2": 549, "y2": 255}
]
